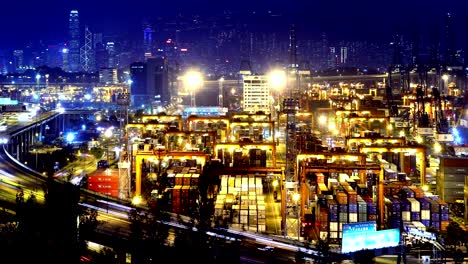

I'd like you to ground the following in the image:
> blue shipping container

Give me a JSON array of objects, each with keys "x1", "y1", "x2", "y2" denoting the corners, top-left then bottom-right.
[
  {"x1": 421, "y1": 220, "x2": 431, "y2": 227},
  {"x1": 417, "y1": 197, "x2": 430, "y2": 210},
  {"x1": 441, "y1": 213, "x2": 449, "y2": 221},
  {"x1": 400, "y1": 199, "x2": 411, "y2": 211},
  {"x1": 411, "y1": 212, "x2": 420, "y2": 221},
  {"x1": 339, "y1": 204, "x2": 348, "y2": 213},
  {"x1": 330, "y1": 213, "x2": 338, "y2": 222},
  {"x1": 348, "y1": 203, "x2": 358, "y2": 213},
  {"x1": 431, "y1": 213, "x2": 440, "y2": 221}
]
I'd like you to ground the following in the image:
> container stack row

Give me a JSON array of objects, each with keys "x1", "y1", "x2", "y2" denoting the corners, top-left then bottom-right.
[
  {"x1": 215, "y1": 175, "x2": 265, "y2": 232},
  {"x1": 385, "y1": 186, "x2": 449, "y2": 232},
  {"x1": 315, "y1": 173, "x2": 378, "y2": 240},
  {"x1": 170, "y1": 185, "x2": 199, "y2": 215}
]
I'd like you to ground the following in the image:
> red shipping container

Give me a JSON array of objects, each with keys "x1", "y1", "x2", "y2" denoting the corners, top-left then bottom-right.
[
  {"x1": 88, "y1": 176, "x2": 119, "y2": 183},
  {"x1": 88, "y1": 181, "x2": 119, "y2": 190}
]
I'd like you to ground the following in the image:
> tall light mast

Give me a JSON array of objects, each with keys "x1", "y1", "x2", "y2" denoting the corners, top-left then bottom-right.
[{"x1": 282, "y1": 24, "x2": 300, "y2": 239}]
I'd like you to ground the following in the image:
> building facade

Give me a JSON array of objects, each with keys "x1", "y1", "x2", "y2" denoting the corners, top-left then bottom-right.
[
  {"x1": 68, "y1": 10, "x2": 81, "y2": 72},
  {"x1": 242, "y1": 75, "x2": 270, "y2": 113}
]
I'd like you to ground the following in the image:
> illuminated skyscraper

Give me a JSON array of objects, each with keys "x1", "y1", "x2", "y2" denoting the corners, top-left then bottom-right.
[
  {"x1": 143, "y1": 26, "x2": 153, "y2": 57},
  {"x1": 68, "y1": 10, "x2": 81, "y2": 72}
]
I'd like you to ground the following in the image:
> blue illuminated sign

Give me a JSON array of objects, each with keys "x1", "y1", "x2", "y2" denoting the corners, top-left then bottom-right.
[
  {"x1": 342, "y1": 221, "x2": 377, "y2": 234},
  {"x1": 342, "y1": 229, "x2": 400, "y2": 253}
]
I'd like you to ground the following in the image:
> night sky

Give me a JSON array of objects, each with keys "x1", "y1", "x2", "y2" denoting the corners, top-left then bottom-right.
[{"x1": 2, "y1": 0, "x2": 468, "y2": 48}]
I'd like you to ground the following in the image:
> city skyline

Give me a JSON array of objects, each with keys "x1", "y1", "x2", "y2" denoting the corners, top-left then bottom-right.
[{"x1": 2, "y1": 0, "x2": 468, "y2": 49}]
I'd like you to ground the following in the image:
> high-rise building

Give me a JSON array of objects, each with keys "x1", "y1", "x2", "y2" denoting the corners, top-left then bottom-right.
[
  {"x1": 93, "y1": 33, "x2": 103, "y2": 49},
  {"x1": 99, "y1": 68, "x2": 118, "y2": 84},
  {"x1": 13, "y1": 50, "x2": 24, "y2": 72},
  {"x1": 106, "y1": 42, "x2": 116, "y2": 68},
  {"x1": 130, "y1": 62, "x2": 148, "y2": 107},
  {"x1": 146, "y1": 57, "x2": 169, "y2": 106},
  {"x1": 340, "y1": 47, "x2": 348, "y2": 64},
  {"x1": 242, "y1": 75, "x2": 270, "y2": 113},
  {"x1": 143, "y1": 26, "x2": 153, "y2": 57},
  {"x1": 68, "y1": 10, "x2": 81, "y2": 72},
  {"x1": 80, "y1": 26, "x2": 96, "y2": 72}
]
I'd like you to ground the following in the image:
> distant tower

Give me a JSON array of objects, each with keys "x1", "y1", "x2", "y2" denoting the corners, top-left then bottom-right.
[
  {"x1": 68, "y1": 10, "x2": 81, "y2": 72},
  {"x1": 143, "y1": 26, "x2": 153, "y2": 57},
  {"x1": 80, "y1": 26, "x2": 95, "y2": 72},
  {"x1": 106, "y1": 42, "x2": 116, "y2": 68},
  {"x1": 445, "y1": 13, "x2": 456, "y2": 66}
]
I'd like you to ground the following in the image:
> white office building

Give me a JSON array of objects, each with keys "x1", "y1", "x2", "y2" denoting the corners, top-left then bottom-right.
[{"x1": 243, "y1": 75, "x2": 270, "y2": 113}]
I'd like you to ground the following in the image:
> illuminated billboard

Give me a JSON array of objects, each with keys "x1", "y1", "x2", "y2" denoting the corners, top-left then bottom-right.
[
  {"x1": 342, "y1": 228, "x2": 400, "y2": 253},
  {"x1": 342, "y1": 221, "x2": 377, "y2": 234}
]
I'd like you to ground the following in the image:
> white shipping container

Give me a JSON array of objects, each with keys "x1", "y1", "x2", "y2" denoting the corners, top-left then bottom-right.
[
  {"x1": 242, "y1": 177, "x2": 248, "y2": 185},
  {"x1": 240, "y1": 215, "x2": 248, "y2": 224},
  {"x1": 421, "y1": 210, "x2": 430, "y2": 220},
  {"x1": 407, "y1": 198, "x2": 420, "y2": 212},
  {"x1": 349, "y1": 213, "x2": 358, "y2": 223},
  {"x1": 258, "y1": 224, "x2": 266, "y2": 232},
  {"x1": 235, "y1": 179, "x2": 242, "y2": 188},
  {"x1": 330, "y1": 231, "x2": 338, "y2": 239},
  {"x1": 330, "y1": 222, "x2": 338, "y2": 232},
  {"x1": 241, "y1": 209, "x2": 248, "y2": 215},
  {"x1": 402, "y1": 211, "x2": 411, "y2": 221},
  {"x1": 248, "y1": 226, "x2": 257, "y2": 232},
  {"x1": 231, "y1": 223, "x2": 241, "y2": 229}
]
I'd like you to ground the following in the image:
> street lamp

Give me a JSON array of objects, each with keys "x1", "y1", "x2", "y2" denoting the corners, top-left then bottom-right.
[
  {"x1": 268, "y1": 70, "x2": 287, "y2": 114},
  {"x1": 104, "y1": 128, "x2": 113, "y2": 166},
  {"x1": 183, "y1": 70, "x2": 203, "y2": 107}
]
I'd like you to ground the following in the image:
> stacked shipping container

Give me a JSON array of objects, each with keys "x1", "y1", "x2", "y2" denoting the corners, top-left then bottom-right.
[
  {"x1": 215, "y1": 175, "x2": 266, "y2": 232},
  {"x1": 385, "y1": 186, "x2": 449, "y2": 232}
]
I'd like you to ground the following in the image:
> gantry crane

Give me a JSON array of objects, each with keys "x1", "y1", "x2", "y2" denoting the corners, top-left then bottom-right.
[
  {"x1": 415, "y1": 86, "x2": 433, "y2": 136},
  {"x1": 432, "y1": 87, "x2": 454, "y2": 143}
]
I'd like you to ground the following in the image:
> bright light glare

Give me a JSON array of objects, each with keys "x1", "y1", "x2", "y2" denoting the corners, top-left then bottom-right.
[
  {"x1": 132, "y1": 196, "x2": 142, "y2": 205},
  {"x1": 416, "y1": 136, "x2": 423, "y2": 144},
  {"x1": 104, "y1": 129, "x2": 113, "y2": 138},
  {"x1": 84, "y1": 94, "x2": 92, "y2": 100},
  {"x1": 442, "y1": 74, "x2": 449, "y2": 81},
  {"x1": 272, "y1": 180, "x2": 278, "y2": 187},
  {"x1": 319, "y1": 115, "x2": 327, "y2": 125},
  {"x1": 292, "y1": 193, "x2": 300, "y2": 202},
  {"x1": 66, "y1": 133, "x2": 75, "y2": 142},
  {"x1": 421, "y1": 185, "x2": 429, "y2": 192},
  {"x1": 268, "y1": 70, "x2": 287, "y2": 89},
  {"x1": 399, "y1": 130, "x2": 405, "y2": 137},
  {"x1": 183, "y1": 71, "x2": 203, "y2": 89}
]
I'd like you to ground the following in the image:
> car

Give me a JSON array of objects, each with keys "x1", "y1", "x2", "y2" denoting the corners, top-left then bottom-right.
[{"x1": 258, "y1": 246, "x2": 274, "y2": 252}]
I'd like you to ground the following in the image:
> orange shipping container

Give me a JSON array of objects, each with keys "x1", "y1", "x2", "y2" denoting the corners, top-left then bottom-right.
[{"x1": 441, "y1": 221, "x2": 449, "y2": 232}]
